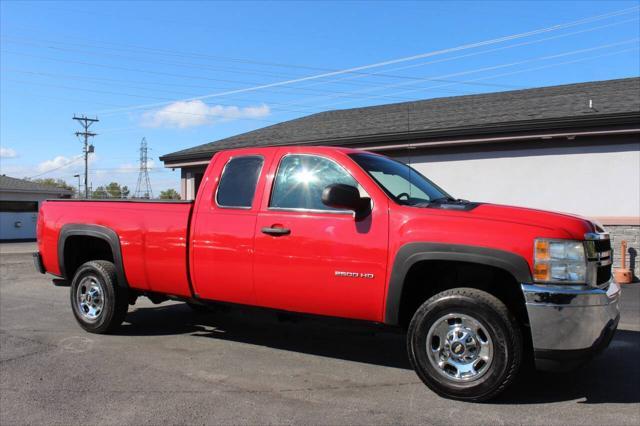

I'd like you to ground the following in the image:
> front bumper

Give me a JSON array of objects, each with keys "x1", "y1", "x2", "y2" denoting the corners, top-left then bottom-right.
[{"x1": 522, "y1": 279, "x2": 620, "y2": 371}]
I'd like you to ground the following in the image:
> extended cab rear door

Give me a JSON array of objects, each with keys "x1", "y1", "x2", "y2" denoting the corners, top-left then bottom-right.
[
  {"x1": 253, "y1": 148, "x2": 390, "y2": 322},
  {"x1": 190, "y1": 149, "x2": 275, "y2": 305}
]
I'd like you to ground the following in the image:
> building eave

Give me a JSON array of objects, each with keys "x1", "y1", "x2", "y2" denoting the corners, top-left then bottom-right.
[{"x1": 162, "y1": 112, "x2": 640, "y2": 167}]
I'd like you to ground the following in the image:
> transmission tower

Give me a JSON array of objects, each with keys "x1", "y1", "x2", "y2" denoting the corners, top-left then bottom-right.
[{"x1": 134, "y1": 137, "x2": 153, "y2": 199}]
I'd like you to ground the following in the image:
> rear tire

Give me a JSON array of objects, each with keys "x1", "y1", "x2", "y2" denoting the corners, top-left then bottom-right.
[
  {"x1": 407, "y1": 287, "x2": 522, "y2": 402},
  {"x1": 70, "y1": 260, "x2": 129, "y2": 334}
]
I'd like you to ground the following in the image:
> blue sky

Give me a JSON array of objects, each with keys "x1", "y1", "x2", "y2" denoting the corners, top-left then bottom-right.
[{"x1": 1, "y1": 0, "x2": 639, "y2": 193}]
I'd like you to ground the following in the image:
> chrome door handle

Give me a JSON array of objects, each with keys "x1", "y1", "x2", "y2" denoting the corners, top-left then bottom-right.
[{"x1": 261, "y1": 227, "x2": 291, "y2": 236}]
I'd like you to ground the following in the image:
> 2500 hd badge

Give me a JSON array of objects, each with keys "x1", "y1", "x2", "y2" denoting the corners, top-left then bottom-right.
[{"x1": 335, "y1": 271, "x2": 375, "y2": 279}]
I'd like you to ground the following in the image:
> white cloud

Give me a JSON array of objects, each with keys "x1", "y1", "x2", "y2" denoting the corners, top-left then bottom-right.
[
  {"x1": 0, "y1": 147, "x2": 17, "y2": 158},
  {"x1": 37, "y1": 155, "x2": 80, "y2": 173},
  {"x1": 34, "y1": 154, "x2": 97, "y2": 176},
  {"x1": 140, "y1": 100, "x2": 270, "y2": 128}
]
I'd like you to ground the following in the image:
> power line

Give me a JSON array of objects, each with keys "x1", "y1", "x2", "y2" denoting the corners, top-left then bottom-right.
[
  {"x1": 125, "y1": 46, "x2": 640, "y2": 128},
  {"x1": 70, "y1": 39, "x2": 639, "y2": 123},
  {"x1": 3, "y1": 14, "x2": 637, "y2": 114},
  {"x1": 295, "y1": 17, "x2": 640, "y2": 91},
  {"x1": 2, "y1": 5, "x2": 637, "y2": 123},
  {"x1": 0, "y1": 68, "x2": 495, "y2": 109},
  {"x1": 2, "y1": 49, "x2": 506, "y2": 105},
  {"x1": 3, "y1": 32, "x2": 636, "y2": 120},
  {"x1": 375, "y1": 39, "x2": 640, "y2": 99},
  {"x1": 2, "y1": 6, "x2": 637, "y2": 81},
  {"x1": 4, "y1": 36, "x2": 434, "y2": 89},
  {"x1": 403, "y1": 47, "x2": 640, "y2": 99},
  {"x1": 0, "y1": 75, "x2": 480, "y2": 119},
  {"x1": 86, "y1": 6, "x2": 640, "y2": 115},
  {"x1": 61, "y1": 46, "x2": 637, "y2": 141},
  {"x1": 46, "y1": 44, "x2": 634, "y2": 135},
  {"x1": 5, "y1": 12, "x2": 636, "y2": 109},
  {"x1": 296, "y1": 39, "x2": 640, "y2": 111},
  {"x1": 0, "y1": 50, "x2": 459, "y2": 103},
  {"x1": 3, "y1": 33, "x2": 636, "y2": 122},
  {"x1": 0, "y1": 86, "x2": 126, "y2": 108},
  {"x1": 1, "y1": 78, "x2": 324, "y2": 117}
]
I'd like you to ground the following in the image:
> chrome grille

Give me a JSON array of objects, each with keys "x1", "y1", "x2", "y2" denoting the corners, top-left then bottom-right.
[{"x1": 585, "y1": 232, "x2": 613, "y2": 287}]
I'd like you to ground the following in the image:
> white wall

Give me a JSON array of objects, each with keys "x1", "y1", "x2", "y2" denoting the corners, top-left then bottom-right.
[
  {"x1": 393, "y1": 142, "x2": 640, "y2": 219},
  {"x1": 180, "y1": 166, "x2": 207, "y2": 200}
]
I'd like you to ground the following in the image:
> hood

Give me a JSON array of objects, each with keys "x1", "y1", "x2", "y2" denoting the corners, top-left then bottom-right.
[{"x1": 465, "y1": 203, "x2": 596, "y2": 239}]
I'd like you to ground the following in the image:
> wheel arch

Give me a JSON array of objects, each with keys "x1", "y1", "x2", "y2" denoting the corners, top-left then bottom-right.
[
  {"x1": 385, "y1": 243, "x2": 533, "y2": 326},
  {"x1": 58, "y1": 224, "x2": 128, "y2": 288}
]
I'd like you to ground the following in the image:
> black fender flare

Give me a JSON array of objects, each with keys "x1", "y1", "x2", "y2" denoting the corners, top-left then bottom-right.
[
  {"x1": 384, "y1": 242, "x2": 532, "y2": 325},
  {"x1": 58, "y1": 224, "x2": 129, "y2": 288}
]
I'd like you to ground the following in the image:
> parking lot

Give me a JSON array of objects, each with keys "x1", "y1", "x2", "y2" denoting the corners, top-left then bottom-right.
[{"x1": 1, "y1": 243, "x2": 639, "y2": 425}]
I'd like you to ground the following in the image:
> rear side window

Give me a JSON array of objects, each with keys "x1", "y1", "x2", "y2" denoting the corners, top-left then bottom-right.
[{"x1": 216, "y1": 156, "x2": 264, "y2": 208}]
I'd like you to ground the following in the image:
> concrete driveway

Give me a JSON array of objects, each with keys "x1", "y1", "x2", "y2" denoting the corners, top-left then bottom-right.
[{"x1": 1, "y1": 245, "x2": 639, "y2": 425}]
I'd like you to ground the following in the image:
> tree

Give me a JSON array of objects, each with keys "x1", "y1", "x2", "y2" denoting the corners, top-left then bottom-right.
[
  {"x1": 31, "y1": 178, "x2": 76, "y2": 195},
  {"x1": 91, "y1": 182, "x2": 129, "y2": 199},
  {"x1": 105, "y1": 182, "x2": 130, "y2": 198},
  {"x1": 91, "y1": 186, "x2": 109, "y2": 199},
  {"x1": 159, "y1": 188, "x2": 181, "y2": 200}
]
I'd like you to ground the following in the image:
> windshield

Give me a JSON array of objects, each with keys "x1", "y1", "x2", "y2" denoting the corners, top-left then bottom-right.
[{"x1": 349, "y1": 153, "x2": 451, "y2": 206}]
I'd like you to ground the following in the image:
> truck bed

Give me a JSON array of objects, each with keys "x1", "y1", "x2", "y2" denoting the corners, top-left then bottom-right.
[{"x1": 38, "y1": 199, "x2": 194, "y2": 297}]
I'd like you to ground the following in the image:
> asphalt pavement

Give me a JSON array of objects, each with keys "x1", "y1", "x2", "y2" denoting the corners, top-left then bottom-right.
[{"x1": 1, "y1": 244, "x2": 639, "y2": 425}]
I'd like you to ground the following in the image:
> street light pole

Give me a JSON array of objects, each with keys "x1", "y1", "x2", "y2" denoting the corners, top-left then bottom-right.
[{"x1": 73, "y1": 174, "x2": 81, "y2": 198}]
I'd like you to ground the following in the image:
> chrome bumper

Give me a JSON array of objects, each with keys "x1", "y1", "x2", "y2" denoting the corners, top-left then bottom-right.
[{"x1": 522, "y1": 279, "x2": 620, "y2": 370}]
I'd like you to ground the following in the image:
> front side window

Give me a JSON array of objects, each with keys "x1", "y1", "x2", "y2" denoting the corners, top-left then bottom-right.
[
  {"x1": 216, "y1": 156, "x2": 264, "y2": 208},
  {"x1": 270, "y1": 154, "x2": 358, "y2": 211},
  {"x1": 349, "y1": 153, "x2": 450, "y2": 206}
]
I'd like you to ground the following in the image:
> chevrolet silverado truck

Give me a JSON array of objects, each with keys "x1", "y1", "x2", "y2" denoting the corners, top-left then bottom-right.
[{"x1": 34, "y1": 146, "x2": 620, "y2": 401}]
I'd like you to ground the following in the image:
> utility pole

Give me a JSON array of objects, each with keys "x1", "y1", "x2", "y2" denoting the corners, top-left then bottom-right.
[
  {"x1": 72, "y1": 115, "x2": 98, "y2": 198},
  {"x1": 134, "y1": 137, "x2": 153, "y2": 199}
]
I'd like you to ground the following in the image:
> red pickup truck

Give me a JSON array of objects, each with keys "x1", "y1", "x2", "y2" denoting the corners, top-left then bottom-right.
[{"x1": 34, "y1": 146, "x2": 620, "y2": 401}]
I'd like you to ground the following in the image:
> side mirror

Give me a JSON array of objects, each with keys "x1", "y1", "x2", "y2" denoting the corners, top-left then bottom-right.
[{"x1": 321, "y1": 184, "x2": 371, "y2": 219}]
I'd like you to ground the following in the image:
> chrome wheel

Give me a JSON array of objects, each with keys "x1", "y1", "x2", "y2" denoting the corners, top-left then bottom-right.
[
  {"x1": 426, "y1": 313, "x2": 493, "y2": 382},
  {"x1": 75, "y1": 276, "x2": 105, "y2": 323}
]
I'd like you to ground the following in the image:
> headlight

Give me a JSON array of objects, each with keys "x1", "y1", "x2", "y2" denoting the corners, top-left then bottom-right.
[{"x1": 534, "y1": 239, "x2": 586, "y2": 283}]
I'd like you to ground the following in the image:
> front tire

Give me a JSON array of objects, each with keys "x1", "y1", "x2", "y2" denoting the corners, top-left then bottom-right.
[
  {"x1": 70, "y1": 260, "x2": 129, "y2": 334},
  {"x1": 407, "y1": 288, "x2": 522, "y2": 402}
]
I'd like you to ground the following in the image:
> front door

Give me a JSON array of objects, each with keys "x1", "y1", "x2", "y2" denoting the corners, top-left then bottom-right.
[{"x1": 253, "y1": 150, "x2": 389, "y2": 321}]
